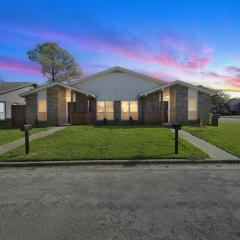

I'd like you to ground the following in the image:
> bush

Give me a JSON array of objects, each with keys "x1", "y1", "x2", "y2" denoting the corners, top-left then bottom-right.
[
  {"x1": 34, "y1": 119, "x2": 40, "y2": 128},
  {"x1": 197, "y1": 118, "x2": 203, "y2": 127},
  {"x1": 103, "y1": 118, "x2": 107, "y2": 125},
  {"x1": 129, "y1": 116, "x2": 133, "y2": 124}
]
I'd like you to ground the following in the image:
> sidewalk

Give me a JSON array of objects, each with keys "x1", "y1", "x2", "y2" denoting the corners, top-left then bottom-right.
[
  {"x1": 178, "y1": 130, "x2": 239, "y2": 160},
  {"x1": 0, "y1": 127, "x2": 66, "y2": 155}
]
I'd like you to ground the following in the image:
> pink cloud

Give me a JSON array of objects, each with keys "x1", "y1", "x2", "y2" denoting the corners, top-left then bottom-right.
[
  {"x1": 0, "y1": 56, "x2": 41, "y2": 76},
  {"x1": 225, "y1": 66, "x2": 240, "y2": 75},
  {"x1": 4, "y1": 26, "x2": 213, "y2": 73},
  {"x1": 202, "y1": 70, "x2": 240, "y2": 89}
]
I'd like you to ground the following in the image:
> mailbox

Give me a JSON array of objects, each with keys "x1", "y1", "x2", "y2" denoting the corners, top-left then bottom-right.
[
  {"x1": 20, "y1": 124, "x2": 32, "y2": 154},
  {"x1": 21, "y1": 124, "x2": 33, "y2": 132},
  {"x1": 172, "y1": 123, "x2": 181, "y2": 154},
  {"x1": 172, "y1": 123, "x2": 181, "y2": 130}
]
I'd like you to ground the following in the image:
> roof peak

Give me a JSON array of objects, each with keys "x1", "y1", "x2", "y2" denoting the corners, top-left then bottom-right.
[{"x1": 70, "y1": 66, "x2": 167, "y2": 85}]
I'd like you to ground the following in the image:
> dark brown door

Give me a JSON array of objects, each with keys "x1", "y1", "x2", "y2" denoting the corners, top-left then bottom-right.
[
  {"x1": 11, "y1": 105, "x2": 26, "y2": 127},
  {"x1": 163, "y1": 101, "x2": 168, "y2": 123}
]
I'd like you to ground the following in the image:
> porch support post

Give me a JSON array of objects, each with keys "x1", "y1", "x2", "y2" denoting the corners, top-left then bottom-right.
[
  {"x1": 160, "y1": 90, "x2": 164, "y2": 123},
  {"x1": 70, "y1": 90, "x2": 73, "y2": 102}
]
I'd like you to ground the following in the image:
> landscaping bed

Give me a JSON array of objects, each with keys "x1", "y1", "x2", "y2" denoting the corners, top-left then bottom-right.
[
  {"x1": 184, "y1": 123, "x2": 240, "y2": 157},
  {"x1": 0, "y1": 125, "x2": 208, "y2": 161}
]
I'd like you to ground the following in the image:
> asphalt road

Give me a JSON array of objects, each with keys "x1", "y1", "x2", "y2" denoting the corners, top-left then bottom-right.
[{"x1": 1, "y1": 164, "x2": 240, "y2": 240}]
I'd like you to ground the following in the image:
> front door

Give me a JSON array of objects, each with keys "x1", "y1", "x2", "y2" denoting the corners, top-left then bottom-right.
[{"x1": 163, "y1": 101, "x2": 168, "y2": 123}]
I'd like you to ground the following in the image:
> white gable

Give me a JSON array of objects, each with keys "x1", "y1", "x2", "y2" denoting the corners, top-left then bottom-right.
[{"x1": 72, "y1": 71, "x2": 163, "y2": 100}]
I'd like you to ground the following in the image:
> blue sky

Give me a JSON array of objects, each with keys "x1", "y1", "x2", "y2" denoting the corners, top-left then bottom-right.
[{"x1": 0, "y1": 0, "x2": 240, "y2": 97}]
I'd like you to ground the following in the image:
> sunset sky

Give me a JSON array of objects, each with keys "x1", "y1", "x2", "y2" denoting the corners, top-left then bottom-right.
[{"x1": 1, "y1": 0, "x2": 240, "y2": 97}]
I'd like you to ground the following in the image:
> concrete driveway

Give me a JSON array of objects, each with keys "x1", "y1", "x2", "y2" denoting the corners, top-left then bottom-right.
[
  {"x1": 1, "y1": 165, "x2": 240, "y2": 240},
  {"x1": 220, "y1": 117, "x2": 240, "y2": 123}
]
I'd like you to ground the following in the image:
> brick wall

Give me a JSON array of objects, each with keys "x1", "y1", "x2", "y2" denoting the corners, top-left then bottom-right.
[
  {"x1": 114, "y1": 101, "x2": 121, "y2": 122},
  {"x1": 198, "y1": 91, "x2": 210, "y2": 125},
  {"x1": 57, "y1": 86, "x2": 67, "y2": 125},
  {"x1": 47, "y1": 86, "x2": 59, "y2": 125},
  {"x1": 25, "y1": 93, "x2": 37, "y2": 125},
  {"x1": 175, "y1": 85, "x2": 188, "y2": 124}
]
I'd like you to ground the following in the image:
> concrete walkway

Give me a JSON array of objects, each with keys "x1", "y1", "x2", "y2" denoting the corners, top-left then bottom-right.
[
  {"x1": 179, "y1": 130, "x2": 239, "y2": 160},
  {"x1": 0, "y1": 127, "x2": 66, "y2": 155}
]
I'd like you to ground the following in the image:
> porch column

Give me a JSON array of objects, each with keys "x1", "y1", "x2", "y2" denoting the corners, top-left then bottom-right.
[{"x1": 160, "y1": 90, "x2": 164, "y2": 123}]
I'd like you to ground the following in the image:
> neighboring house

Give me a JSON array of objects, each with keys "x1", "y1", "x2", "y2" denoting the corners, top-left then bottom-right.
[
  {"x1": 225, "y1": 98, "x2": 240, "y2": 114},
  {"x1": 21, "y1": 66, "x2": 214, "y2": 126},
  {"x1": 0, "y1": 82, "x2": 36, "y2": 121}
]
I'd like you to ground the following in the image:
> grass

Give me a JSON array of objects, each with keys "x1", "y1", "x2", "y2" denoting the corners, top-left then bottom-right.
[
  {"x1": 183, "y1": 123, "x2": 240, "y2": 157},
  {"x1": 0, "y1": 125, "x2": 208, "y2": 161},
  {"x1": 0, "y1": 126, "x2": 52, "y2": 146}
]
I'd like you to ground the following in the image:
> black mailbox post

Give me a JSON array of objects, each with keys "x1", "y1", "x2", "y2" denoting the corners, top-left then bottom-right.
[
  {"x1": 172, "y1": 123, "x2": 181, "y2": 154},
  {"x1": 21, "y1": 124, "x2": 32, "y2": 154}
]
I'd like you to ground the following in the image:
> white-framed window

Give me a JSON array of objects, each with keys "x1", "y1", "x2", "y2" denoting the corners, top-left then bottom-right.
[
  {"x1": 121, "y1": 100, "x2": 138, "y2": 120},
  {"x1": 38, "y1": 90, "x2": 47, "y2": 121},
  {"x1": 97, "y1": 100, "x2": 114, "y2": 120},
  {"x1": 188, "y1": 88, "x2": 198, "y2": 120},
  {"x1": 0, "y1": 101, "x2": 5, "y2": 120}
]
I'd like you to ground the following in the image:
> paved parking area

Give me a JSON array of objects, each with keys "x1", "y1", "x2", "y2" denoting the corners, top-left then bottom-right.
[
  {"x1": 220, "y1": 117, "x2": 240, "y2": 123},
  {"x1": 1, "y1": 164, "x2": 240, "y2": 240}
]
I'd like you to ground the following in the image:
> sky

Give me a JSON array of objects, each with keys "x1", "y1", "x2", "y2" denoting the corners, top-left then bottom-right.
[{"x1": 0, "y1": 0, "x2": 240, "y2": 98}]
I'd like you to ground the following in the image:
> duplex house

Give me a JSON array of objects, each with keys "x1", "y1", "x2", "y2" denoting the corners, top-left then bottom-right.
[
  {"x1": 0, "y1": 82, "x2": 36, "y2": 121},
  {"x1": 21, "y1": 66, "x2": 213, "y2": 126}
]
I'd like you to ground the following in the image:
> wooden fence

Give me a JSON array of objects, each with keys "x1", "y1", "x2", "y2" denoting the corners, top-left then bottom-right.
[
  {"x1": 70, "y1": 112, "x2": 94, "y2": 124},
  {"x1": 143, "y1": 112, "x2": 162, "y2": 124},
  {"x1": 11, "y1": 105, "x2": 26, "y2": 127}
]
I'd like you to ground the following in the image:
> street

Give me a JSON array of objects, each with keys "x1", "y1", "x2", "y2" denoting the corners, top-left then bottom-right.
[{"x1": 0, "y1": 164, "x2": 240, "y2": 240}]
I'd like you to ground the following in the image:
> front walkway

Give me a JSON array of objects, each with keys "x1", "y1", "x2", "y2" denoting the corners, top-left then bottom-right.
[
  {"x1": 0, "y1": 127, "x2": 66, "y2": 155},
  {"x1": 179, "y1": 130, "x2": 239, "y2": 160}
]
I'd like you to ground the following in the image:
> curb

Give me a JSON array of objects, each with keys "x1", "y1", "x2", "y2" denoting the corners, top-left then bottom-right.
[{"x1": 0, "y1": 159, "x2": 240, "y2": 168}]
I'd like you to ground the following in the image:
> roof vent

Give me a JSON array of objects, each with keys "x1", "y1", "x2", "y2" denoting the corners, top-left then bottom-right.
[{"x1": 110, "y1": 69, "x2": 124, "y2": 73}]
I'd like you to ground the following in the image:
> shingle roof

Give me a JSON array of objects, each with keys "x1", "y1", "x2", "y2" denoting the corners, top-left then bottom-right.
[{"x1": 0, "y1": 82, "x2": 36, "y2": 94}]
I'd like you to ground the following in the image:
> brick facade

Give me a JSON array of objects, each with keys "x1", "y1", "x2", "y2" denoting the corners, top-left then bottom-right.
[
  {"x1": 198, "y1": 91, "x2": 210, "y2": 125},
  {"x1": 25, "y1": 83, "x2": 211, "y2": 126},
  {"x1": 113, "y1": 101, "x2": 121, "y2": 122},
  {"x1": 47, "y1": 86, "x2": 59, "y2": 125},
  {"x1": 175, "y1": 85, "x2": 188, "y2": 124},
  {"x1": 25, "y1": 93, "x2": 37, "y2": 125}
]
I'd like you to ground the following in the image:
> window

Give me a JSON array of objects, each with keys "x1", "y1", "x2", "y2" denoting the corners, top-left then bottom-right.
[
  {"x1": 97, "y1": 101, "x2": 114, "y2": 120},
  {"x1": 188, "y1": 88, "x2": 198, "y2": 120},
  {"x1": 0, "y1": 102, "x2": 5, "y2": 120},
  {"x1": 72, "y1": 93, "x2": 76, "y2": 102},
  {"x1": 38, "y1": 90, "x2": 47, "y2": 121},
  {"x1": 121, "y1": 101, "x2": 138, "y2": 120}
]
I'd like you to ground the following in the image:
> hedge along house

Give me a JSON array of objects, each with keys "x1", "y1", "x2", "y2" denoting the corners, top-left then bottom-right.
[{"x1": 21, "y1": 66, "x2": 214, "y2": 126}]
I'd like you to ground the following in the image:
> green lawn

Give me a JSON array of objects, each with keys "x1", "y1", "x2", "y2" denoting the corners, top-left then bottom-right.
[
  {"x1": 184, "y1": 123, "x2": 240, "y2": 157},
  {"x1": 0, "y1": 126, "x2": 52, "y2": 146},
  {"x1": 0, "y1": 126, "x2": 208, "y2": 161}
]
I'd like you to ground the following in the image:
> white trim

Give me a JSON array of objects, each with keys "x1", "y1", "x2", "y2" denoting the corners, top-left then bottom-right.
[
  {"x1": 70, "y1": 66, "x2": 167, "y2": 85},
  {"x1": 0, "y1": 101, "x2": 6, "y2": 120},
  {"x1": 0, "y1": 83, "x2": 36, "y2": 95},
  {"x1": 20, "y1": 82, "x2": 96, "y2": 98},
  {"x1": 138, "y1": 80, "x2": 216, "y2": 97}
]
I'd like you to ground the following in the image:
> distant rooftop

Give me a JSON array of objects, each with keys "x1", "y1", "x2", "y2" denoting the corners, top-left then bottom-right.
[{"x1": 0, "y1": 82, "x2": 36, "y2": 94}]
